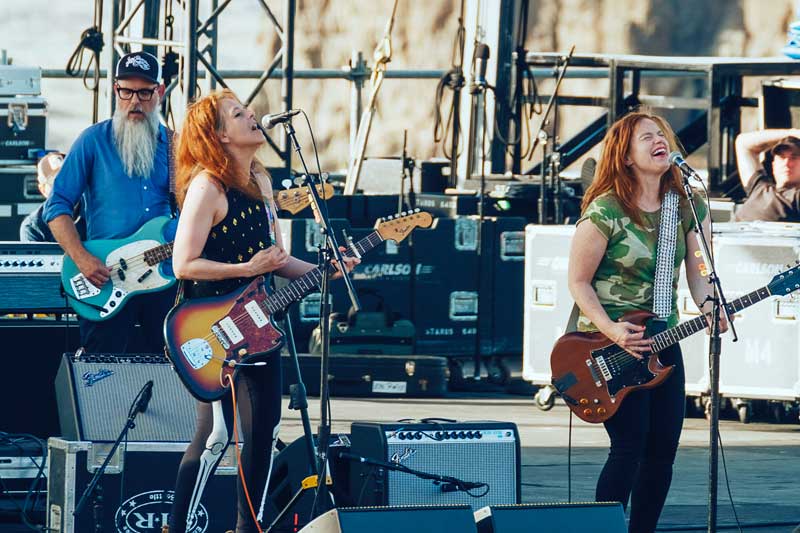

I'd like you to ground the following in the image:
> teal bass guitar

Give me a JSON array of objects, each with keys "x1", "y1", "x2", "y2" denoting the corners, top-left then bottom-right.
[{"x1": 61, "y1": 216, "x2": 176, "y2": 321}]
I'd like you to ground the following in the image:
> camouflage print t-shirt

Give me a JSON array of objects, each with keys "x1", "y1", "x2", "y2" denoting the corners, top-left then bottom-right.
[{"x1": 576, "y1": 191, "x2": 708, "y2": 332}]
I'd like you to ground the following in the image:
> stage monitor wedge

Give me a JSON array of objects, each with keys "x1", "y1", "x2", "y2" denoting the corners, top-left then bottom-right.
[{"x1": 474, "y1": 502, "x2": 626, "y2": 533}]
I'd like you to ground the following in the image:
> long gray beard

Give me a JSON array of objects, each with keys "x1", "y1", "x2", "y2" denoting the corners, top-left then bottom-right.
[{"x1": 112, "y1": 105, "x2": 160, "y2": 178}]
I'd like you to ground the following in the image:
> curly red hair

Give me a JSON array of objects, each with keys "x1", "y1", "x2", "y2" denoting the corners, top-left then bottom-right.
[
  {"x1": 175, "y1": 89, "x2": 261, "y2": 207},
  {"x1": 582, "y1": 111, "x2": 687, "y2": 226}
]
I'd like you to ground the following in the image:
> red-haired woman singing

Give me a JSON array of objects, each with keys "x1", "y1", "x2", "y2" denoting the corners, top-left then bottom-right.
[
  {"x1": 166, "y1": 89, "x2": 358, "y2": 533},
  {"x1": 568, "y1": 111, "x2": 726, "y2": 532}
]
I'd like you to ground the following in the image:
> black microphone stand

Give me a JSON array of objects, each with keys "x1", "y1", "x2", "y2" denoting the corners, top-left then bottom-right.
[
  {"x1": 529, "y1": 46, "x2": 574, "y2": 225},
  {"x1": 73, "y1": 381, "x2": 153, "y2": 532},
  {"x1": 341, "y1": 451, "x2": 487, "y2": 496},
  {"x1": 677, "y1": 171, "x2": 738, "y2": 533},
  {"x1": 262, "y1": 118, "x2": 361, "y2": 517}
]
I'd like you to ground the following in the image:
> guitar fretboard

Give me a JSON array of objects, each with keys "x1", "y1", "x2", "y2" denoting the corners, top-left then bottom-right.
[
  {"x1": 144, "y1": 242, "x2": 174, "y2": 266},
  {"x1": 262, "y1": 230, "x2": 385, "y2": 314},
  {"x1": 650, "y1": 286, "x2": 772, "y2": 352}
]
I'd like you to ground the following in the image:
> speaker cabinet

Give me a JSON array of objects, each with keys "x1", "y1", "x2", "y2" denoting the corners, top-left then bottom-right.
[
  {"x1": 263, "y1": 434, "x2": 352, "y2": 532},
  {"x1": 349, "y1": 421, "x2": 519, "y2": 510},
  {"x1": 55, "y1": 352, "x2": 198, "y2": 442},
  {"x1": 474, "y1": 502, "x2": 626, "y2": 533},
  {"x1": 300, "y1": 505, "x2": 478, "y2": 533}
]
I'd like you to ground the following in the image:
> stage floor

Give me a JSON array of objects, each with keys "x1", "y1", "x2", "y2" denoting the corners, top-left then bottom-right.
[{"x1": 278, "y1": 393, "x2": 800, "y2": 532}]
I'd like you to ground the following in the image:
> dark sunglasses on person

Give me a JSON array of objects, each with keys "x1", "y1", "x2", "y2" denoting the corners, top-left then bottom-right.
[{"x1": 115, "y1": 84, "x2": 158, "y2": 101}]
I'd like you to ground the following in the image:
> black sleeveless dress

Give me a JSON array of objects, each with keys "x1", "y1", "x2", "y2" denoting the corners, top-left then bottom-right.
[
  {"x1": 169, "y1": 182, "x2": 283, "y2": 533},
  {"x1": 186, "y1": 185, "x2": 273, "y2": 298}
]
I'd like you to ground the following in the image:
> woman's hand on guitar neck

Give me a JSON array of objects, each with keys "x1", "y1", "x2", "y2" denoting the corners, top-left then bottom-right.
[{"x1": 604, "y1": 321, "x2": 653, "y2": 359}]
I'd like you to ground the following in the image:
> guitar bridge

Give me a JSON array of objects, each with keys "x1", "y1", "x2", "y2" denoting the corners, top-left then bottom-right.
[
  {"x1": 585, "y1": 359, "x2": 603, "y2": 387},
  {"x1": 211, "y1": 324, "x2": 231, "y2": 350}
]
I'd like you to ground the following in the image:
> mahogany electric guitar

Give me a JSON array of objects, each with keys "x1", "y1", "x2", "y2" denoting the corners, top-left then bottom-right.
[
  {"x1": 163, "y1": 210, "x2": 433, "y2": 402},
  {"x1": 550, "y1": 264, "x2": 800, "y2": 423}
]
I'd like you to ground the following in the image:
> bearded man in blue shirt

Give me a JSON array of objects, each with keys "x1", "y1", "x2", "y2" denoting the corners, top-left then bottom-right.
[{"x1": 44, "y1": 51, "x2": 176, "y2": 353}]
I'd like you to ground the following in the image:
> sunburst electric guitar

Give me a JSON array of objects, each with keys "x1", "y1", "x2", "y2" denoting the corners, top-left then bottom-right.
[
  {"x1": 550, "y1": 264, "x2": 800, "y2": 423},
  {"x1": 60, "y1": 184, "x2": 333, "y2": 321},
  {"x1": 163, "y1": 210, "x2": 433, "y2": 402}
]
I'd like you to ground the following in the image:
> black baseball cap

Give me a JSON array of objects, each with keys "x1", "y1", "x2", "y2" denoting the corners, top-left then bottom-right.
[
  {"x1": 115, "y1": 51, "x2": 161, "y2": 84},
  {"x1": 770, "y1": 136, "x2": 800, "y2": 156}
]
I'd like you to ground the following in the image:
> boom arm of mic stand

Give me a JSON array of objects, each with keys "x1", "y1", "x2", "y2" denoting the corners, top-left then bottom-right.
[
  {"x1": 277, "y1": 121, "x2": 361, "y2": 313},
  {"x1": 340, "y1": 452, "x2": 483, "y2": 490},
  {"x1": 528, "y1": 45, "x2": 575, "y2": 160}
]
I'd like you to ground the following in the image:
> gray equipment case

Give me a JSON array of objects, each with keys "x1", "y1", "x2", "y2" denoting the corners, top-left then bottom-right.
[{"x1": 47, "y1": 438, "x2": 237, "y2": 533}]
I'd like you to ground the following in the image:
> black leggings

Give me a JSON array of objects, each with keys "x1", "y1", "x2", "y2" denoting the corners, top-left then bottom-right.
[
  {"x1": 168, "y1": 350, "x2": 282, "y2": 533},
  {"x1": 595, "y1": 344, "x2": 685, "y2": 533}
]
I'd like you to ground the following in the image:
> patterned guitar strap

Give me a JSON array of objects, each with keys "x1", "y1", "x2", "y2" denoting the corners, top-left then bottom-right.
[{"x1": 652, "y1": 190, "x2": 681, "y2": 330}]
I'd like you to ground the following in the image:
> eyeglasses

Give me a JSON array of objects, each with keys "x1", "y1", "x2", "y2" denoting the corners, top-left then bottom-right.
[{"x1": 115, "y1": 85, "x2": 158, "y2": 101}]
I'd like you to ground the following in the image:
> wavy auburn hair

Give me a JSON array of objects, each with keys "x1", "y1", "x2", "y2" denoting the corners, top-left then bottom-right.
[
  {"x1": 581, "y1": 112, "x2": 686, "y2": 226},
  {"x1": 175, "y1": 89, "x2": 261, "y2": 207}
]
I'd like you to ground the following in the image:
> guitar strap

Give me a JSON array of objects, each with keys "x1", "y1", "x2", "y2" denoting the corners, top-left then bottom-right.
[
  {"x1": 166, "y1": 128, "x2": 190, "y2": 306},
  {"x1": 652, "y1": 190, "x2": 680, "y2": 321},
  {"x1": 166, "y1": 128, "x2": 178, "y2": 218},
  {"x1": 564, "y1": 190, "x2": 681, "y2": 332}
]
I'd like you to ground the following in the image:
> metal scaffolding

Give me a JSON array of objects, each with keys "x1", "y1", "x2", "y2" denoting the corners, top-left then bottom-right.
[{"x1": 106, "y1": 0, "x2": 295, "y2": 172}]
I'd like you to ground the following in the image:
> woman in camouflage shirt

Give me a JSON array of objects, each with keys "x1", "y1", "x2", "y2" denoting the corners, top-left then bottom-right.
[{"x1": 567, "y1": 112, "x2": 727, "y2": 533}]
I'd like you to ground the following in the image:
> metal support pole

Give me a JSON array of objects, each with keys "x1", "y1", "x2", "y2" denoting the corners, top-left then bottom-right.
[
  {"x1": 349, "y1": 50, "x2": 366, "y2": 162},
  {"x1": 107, "y1": 0, "x2": 121, "y2": 117},
  {"x1": 182, "y1": 0, "x2": 199, "y2": 110},
  {"x1": 143, "y1": 0, "x2": 161, "y2": 58},
  {"x1": 282, "y1": 0, "x2": 296, "y2": 174},
  {"x1": 209, "y1": 0, "x2": 220, "y2": 92}
]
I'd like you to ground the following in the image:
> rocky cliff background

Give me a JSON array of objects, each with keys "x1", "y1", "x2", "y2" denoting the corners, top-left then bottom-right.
[{"x1": 3, "y1": 0, "x2": 799, "y2": 173}]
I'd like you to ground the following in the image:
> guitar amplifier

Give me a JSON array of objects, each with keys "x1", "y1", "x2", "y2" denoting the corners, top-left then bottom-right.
[
  {"x1": 55, "y1": 353, "x2": 198, "y2": 442},
  {"x1": 0, "y1": 240, "x2": 67, "y2": 313},
  {"x1": 349, "y1": 421, "x2": 520, "y2": 510}
]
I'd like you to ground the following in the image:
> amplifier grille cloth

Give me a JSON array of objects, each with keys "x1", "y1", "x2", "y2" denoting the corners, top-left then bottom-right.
[
  {"x1": 67, "y1": 355, "x2": 197, "y2": 442},
  {"x1": 385, "y1": 429, "x2": 517, "y2": 509}
]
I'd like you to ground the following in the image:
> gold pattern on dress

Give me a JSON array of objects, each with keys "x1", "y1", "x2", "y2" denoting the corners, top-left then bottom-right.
[
  {"x1": 240, "y1": 211, "x2": 246, "y2": 219},
  {"x1": 255, "y1": 204, "x2": 261, "y2": 211},
  {"x1": 222, "y1": 225, "x2": 228, "y2": 233},
  {"x1": 211, "y1": 231, "x2": 217, "y2": 239},
  {"x1": 248, "y1": 207, "x2": 253, "y2": 214},
  {"x1": 232, "y1": 219, "x2": 238, "y2": 226},
  {"x1": 248, "y1": 246, "x2": 254, "y2": 254},
  {"x1": 259, "y1": 241, "x2": 265, "y2": 248},
  {"x1": 238, "y1": 254, "x2": 244, "y2": 261}
]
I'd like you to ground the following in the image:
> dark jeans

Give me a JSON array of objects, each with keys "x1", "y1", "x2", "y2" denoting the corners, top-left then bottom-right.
[
  {"x1": 78, "y1": 287, "x2": 176, "y2": 353},
  {"x1": 168, "y1": 350, "x2": 282, "y2": 533},
  {"x1": 596, "y1": 344, "x2": 685, "y2": 533}
]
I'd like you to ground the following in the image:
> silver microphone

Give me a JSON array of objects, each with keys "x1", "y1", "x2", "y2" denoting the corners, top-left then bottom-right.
[
  {"x1": 668, "y1": 151, "x2": 702, "y2": 181},
  {"x1": 260, "y1": 109, "x2": 301, "y2": 130}
]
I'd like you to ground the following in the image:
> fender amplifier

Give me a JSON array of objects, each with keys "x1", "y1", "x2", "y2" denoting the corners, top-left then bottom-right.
[
  {"x1": 55, "y1": 353, "x2": 198, "y2": 442},
  {"x1": 348, "y1": 421, "x2": 520, "y2": 510},
  {"x1": 0, "y1": 240, "x2": 66, "y2": 312}
]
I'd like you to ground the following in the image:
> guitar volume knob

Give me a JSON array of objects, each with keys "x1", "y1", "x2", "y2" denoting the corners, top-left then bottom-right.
[
  {"x1": 579, "y1": 398, "x2": 589, "y2": 405},
  {"x1": 597, "y1": 407, "x2": 607, "y2": 415},
  {"x1": 583, "y1": 409, "x2": 592, "y2": 416}
]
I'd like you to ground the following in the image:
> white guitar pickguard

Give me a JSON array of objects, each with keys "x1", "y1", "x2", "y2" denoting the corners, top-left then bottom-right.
[
  {"x1": 98, "y1": 288, "x2": 129, "y2": 318},
  {"x1": 96, "y1": 239, "x2": 171, "y2": 317},
  {"x1": 106, "y1": 239, "x2": 172, "y2": 292},
  {"x1": 69, "y1": 274, "x2": 101, "y2": 300}
]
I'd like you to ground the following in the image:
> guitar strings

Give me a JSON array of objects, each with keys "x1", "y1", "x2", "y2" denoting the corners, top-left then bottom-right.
[{"x1": 175, "y1": 232, "x2": 382, "y2": 364}]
